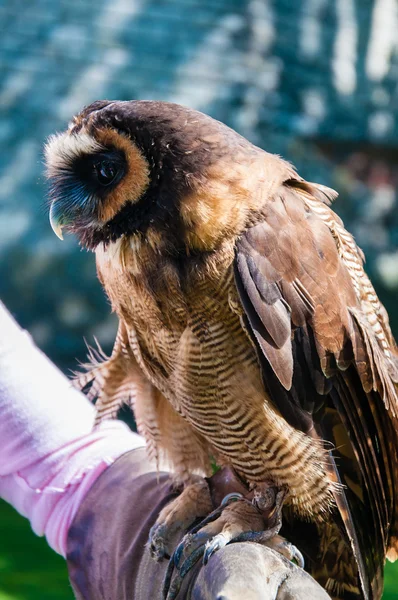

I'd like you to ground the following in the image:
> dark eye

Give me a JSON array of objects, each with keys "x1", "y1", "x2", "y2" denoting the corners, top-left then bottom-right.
[
  {"x1": 93, "y1": 160, "x2": 119, "y2": 186},
  {"x1": 74, "y1": 149, "x2": 126, "y2": 192}
]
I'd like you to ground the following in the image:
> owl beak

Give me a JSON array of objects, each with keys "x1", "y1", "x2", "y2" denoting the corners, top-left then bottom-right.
[{"x1": 49, "y1": 202, "x2": 64, "y2": 240}]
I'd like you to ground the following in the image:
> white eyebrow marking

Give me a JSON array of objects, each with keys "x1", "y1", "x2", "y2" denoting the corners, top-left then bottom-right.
[{"x1": 45, "y1": 131, "x2": 104, "y2": 176}]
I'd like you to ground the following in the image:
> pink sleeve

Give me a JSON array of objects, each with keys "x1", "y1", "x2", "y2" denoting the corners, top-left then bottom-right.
[{"x1": 0, "y1": 302, "x2": 145, "y2": 557}]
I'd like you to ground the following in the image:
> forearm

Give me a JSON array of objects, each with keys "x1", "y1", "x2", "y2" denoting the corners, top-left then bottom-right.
[{"x1": 0, "y1": 301, "x2": 144, "y2": 556}]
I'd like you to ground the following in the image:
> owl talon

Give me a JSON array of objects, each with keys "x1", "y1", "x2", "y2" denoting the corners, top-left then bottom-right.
[
  {"x1": 203, "y1": 533, "x2": 228, "y2": 564},
  {"x1": 148, "y1": 523, "x2": 171, "y2": 561},
  {"x1": 261, "y1": 534, "x2": 305, "y2": 569},
  {"x1": 291, "y1": 545, "x2": 305, "y2": 569}
]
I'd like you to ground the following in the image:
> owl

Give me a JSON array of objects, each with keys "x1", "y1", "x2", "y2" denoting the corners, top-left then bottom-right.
[{"x1": 46, "y1": 100, "x2": 398, "y2": 599}]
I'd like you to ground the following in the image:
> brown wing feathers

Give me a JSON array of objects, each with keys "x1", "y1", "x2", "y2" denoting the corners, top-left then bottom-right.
[
  {"x1": 235, "y1": 246, "x2": 294, "y2": 390},
  {"x1": 234, "y1": 179, "x2": 398, "y2": 598}
]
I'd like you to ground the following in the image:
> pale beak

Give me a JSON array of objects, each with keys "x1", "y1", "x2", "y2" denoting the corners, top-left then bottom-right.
[{"x1": 49, "y1": 202, "x2": 64, "y2": 240}]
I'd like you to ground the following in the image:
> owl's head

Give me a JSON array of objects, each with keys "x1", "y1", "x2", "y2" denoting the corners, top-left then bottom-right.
[
  {"x1": 45, "y1": 100, "x2": 243, "y2": 252},
  {"x1": 46, "y1": 100, "x2": 292, "y2": 253}
]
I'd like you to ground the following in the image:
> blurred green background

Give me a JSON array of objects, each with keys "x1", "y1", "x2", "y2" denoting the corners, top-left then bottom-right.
[{"x1": 0, "y1": 0, "x2": 397, "y2": 597}]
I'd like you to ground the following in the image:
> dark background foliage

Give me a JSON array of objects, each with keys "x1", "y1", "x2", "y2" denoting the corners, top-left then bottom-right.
[{"x1": 0, "y1": 0, "x2": 397, "y2": 597}]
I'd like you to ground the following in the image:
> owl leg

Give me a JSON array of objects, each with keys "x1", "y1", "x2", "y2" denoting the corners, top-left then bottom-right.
[
  {"x1": 148, "y1": 477, "x2": 213, "y2": 561},
  {"x1": 163, "y1": 483, "x2": 303, "y2": 600}
]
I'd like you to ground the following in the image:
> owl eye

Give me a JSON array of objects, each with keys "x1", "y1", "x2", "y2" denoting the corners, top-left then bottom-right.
[{"x1": 93, "y1": 159, "x2": 119, "y2": 186}]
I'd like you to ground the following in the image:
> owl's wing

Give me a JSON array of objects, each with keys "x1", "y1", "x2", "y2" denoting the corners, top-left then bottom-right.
[{"x1": 234, "y1": 178, "x2": 398, "y2": 598}]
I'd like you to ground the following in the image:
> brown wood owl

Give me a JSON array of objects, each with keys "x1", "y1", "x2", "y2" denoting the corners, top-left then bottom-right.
[{"x1": 45, "y1": 100, "x2": 398, "y2": 599}]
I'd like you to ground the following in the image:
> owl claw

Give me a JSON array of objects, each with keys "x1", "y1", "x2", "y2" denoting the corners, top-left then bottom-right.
[
  {"x1": 203, "y1": 533, "x2": 228, "y2": 564},
  {"x1": 291, "y1": 544, "x2": 305, "y2": 569},
  {"x1": 261, "y1": 535, "x2": 305, "y2": 569},
  {"x1": 162, "y1": 491, "x2": 305, "y2": 600},
  {"x1": 148, "y1": 522, "x2": 171, "y2": 561}
]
